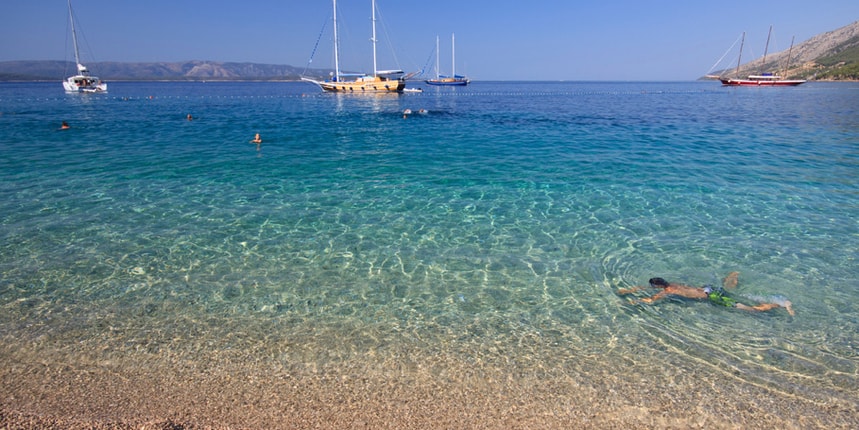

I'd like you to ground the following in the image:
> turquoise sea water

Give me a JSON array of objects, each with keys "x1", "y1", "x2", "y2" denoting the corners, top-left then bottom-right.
[{"x1": 1, "y1": 81, "x2": 857, "y2": 418}]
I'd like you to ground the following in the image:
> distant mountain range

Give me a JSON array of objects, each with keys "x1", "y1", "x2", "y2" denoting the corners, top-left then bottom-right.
[
  {"x1": 0, "y1": 60, "x2": 328, "y2": 82},
  {"x1": 707, "y1": 20, "x2": 859, "y2": 81},
  {"x1": 2, "y1": 20, "x2": 857, "y2": 82}
]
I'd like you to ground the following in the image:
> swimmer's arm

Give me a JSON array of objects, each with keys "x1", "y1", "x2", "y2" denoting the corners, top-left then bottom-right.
[
  {"x1": 617, "y1": 286, "x2": 648, "y2": 295},
  {"x1": 638, "y1": 291, "x2": 668, "y2": 304}
]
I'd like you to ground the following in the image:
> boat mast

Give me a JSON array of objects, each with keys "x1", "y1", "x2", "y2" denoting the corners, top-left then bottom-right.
[
  {"x1": 435, "y1": 35, "x2": 440, "y2": 79},
  {"x1": 371, "y1": 0, "x2": 378, "y2": 77},
  {"x1": 762, "y1": 25, "x2": 772, "y2": 72},
  {"x1": 785, "y1": 36, "x2": 795, "y2": 77},
  {"x1": 735, "y1": 32, "x2": 745, "y2": 78},
  {"x1": 67, "y1": 0, "x2": 81, "y2": 69},
  {"x1": 332, "y1": 0, "x2": 340, "y2": 81},
  {"x1": 451, "y1": 33, "x2": 456, "y2": 78}
]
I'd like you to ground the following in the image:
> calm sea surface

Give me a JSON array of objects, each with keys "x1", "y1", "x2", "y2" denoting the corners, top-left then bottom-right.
[{"x1": 1, "y1": 81, "x2": 857, "y2": 416}]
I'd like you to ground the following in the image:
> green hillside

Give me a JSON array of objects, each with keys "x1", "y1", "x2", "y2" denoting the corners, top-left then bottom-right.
[{"x1": 812, "y1": 36, "x2": 859, "y2": 80}]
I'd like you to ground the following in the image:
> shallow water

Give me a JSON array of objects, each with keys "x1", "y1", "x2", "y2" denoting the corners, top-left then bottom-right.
[{"x1": 1, "y1": 81, "x2": 857, "y2": 420}]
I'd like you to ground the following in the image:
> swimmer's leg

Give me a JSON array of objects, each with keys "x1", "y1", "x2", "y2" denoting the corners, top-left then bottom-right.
[
  {"x1": 735, "y1": 302, "x2": 793, "y2": 315},
  {"x1": 781, "y1": 300, "x2": 795, "y2": 316},
  {"x1": 723, "y1": 271, "x2": 739, "y2": 289},
  {"x1": 735, "y1": 303, "x2": 775, "y2": 312}
]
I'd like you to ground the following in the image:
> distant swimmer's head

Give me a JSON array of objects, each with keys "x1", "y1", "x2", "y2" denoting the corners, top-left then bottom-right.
[{"x1": 649, "y1": 277, "x2": 669, "y2": 288}]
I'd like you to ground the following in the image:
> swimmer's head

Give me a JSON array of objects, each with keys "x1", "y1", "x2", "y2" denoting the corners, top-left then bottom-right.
[{"x1": 649, "y1": 277, "x2": 669, "y2": 288}]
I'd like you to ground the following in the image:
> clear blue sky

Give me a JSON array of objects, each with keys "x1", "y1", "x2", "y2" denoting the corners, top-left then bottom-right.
[{"x1": 3, "y1": 0, "x2": 857, "y2": 81}]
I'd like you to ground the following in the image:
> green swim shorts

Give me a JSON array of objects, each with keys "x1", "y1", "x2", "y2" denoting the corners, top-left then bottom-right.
[{"x1": 704, "y1": 286, "x2": 737, "y2": 307}]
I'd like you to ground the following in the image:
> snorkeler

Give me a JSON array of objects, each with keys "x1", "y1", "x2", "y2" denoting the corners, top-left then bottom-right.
[{"x1": 618, "y1": 271, "x2": 793, "y2": 315}]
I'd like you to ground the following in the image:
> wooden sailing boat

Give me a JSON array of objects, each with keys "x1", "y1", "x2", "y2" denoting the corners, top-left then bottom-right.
[
  {"x1": 720, "y1": 26, "x2": 806, "y2": 87},
  {"x1": 301, "y1": 0, "x2": 405, "y2": 93},
  {"x1": 425, "y1": 34, "x2": 469, "y2": 86},
  {"x1": 62, "y1": 0, "x2": 107, "y2": 93}
]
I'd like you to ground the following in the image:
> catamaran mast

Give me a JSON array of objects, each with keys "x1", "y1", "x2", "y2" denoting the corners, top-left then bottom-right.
[{"x1": 67, "y1": 0, "x2": 81, "y2": 68}]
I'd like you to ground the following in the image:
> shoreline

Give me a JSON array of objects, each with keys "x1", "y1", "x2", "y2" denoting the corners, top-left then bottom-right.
[
  {"x1": 3, "y1": 78, "x2": 859, "y2": 84},
  {"x1": 2, "y1": 342, "x2": 855, "y2": 429}
]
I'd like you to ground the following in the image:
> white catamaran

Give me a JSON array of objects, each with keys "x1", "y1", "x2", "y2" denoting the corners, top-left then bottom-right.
[
  {"x1": 302, "y1": 0, "x2": 405, "y2": 93},
  {"x1": 63, "y1": 0, "x2": 107, "y2": 93}
]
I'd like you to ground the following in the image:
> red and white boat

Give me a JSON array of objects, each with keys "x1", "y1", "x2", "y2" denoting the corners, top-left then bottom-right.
[
  {"x1": 718, "y1": 26, "x2": 805, "y2": 87},
  {"x1": 720, "y1": 74, "x2": 806, "y2": 86}
]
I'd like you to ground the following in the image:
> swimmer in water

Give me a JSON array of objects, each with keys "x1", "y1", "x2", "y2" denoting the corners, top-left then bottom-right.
[
  {"x1": 250, "y1": 133, "x2": 262, "y2": 144},
  {"x1": 618, "y1": 271, "x2": 793, "y2": 315},
  {"x1": 60, "y1": 121, "x2": 70, "y2": 130}
]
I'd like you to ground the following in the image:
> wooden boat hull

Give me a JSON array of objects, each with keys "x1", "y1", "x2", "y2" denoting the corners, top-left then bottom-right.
[{"x1": 304, "y1": 76, "x2": 405, "y2": 93}]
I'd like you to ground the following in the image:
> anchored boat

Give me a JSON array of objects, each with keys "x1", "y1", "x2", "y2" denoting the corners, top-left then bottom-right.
[
  {"x1": 425, "y1": 34, "x2": 469, "y2": 86},
  {"x1": 62, "y1": 0, "x2": 107, "y2": 93},
  {"x1": 719, "y1": 26, "x2": 805, "y2": 87},
  {"x1": 301, "y1": 0, "x2": 405, "y2": 93}
]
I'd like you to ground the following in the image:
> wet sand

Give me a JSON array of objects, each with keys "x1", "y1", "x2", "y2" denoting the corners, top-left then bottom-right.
[{"x1": 2, "y1": 341, "x2": 855, "y2": 430}]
